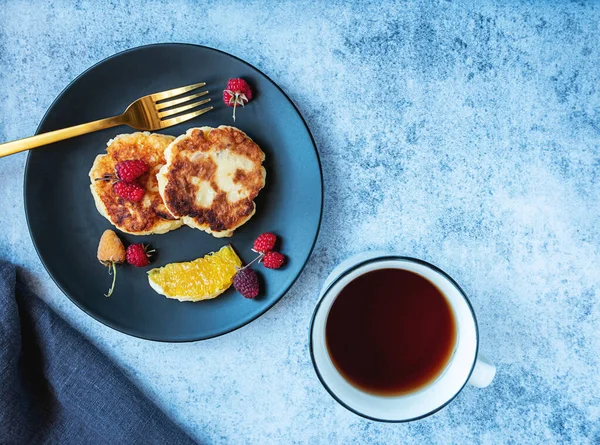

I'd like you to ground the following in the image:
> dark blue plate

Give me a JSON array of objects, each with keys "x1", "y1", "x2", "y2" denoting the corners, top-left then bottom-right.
[{"x1": 24, "y1": 44, "x2": 323, "y2": 342}]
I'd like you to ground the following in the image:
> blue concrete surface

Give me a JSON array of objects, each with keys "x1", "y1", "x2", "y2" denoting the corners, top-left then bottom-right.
[{"x1": 1, "y1": 1, "x2": 599, "y2": 443}]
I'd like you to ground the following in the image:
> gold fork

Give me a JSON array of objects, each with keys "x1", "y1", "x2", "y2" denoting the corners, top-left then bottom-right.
[{"x1": 0, "y1": 82, "x2": 213, "y2": 158}]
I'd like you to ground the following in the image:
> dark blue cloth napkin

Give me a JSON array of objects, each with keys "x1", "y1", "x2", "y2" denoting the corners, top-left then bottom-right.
[{"x1": 0, "y1": 260, "x2": 197, "y2": 444}]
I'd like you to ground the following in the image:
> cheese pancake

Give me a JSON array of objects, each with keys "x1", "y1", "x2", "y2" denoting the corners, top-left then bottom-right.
[
  {"x1": 89, "y1": 132, "x2": 183, "y2": 235},
  {"x1": 157, "y1": 126, "x2": 266, "y2": 238}
]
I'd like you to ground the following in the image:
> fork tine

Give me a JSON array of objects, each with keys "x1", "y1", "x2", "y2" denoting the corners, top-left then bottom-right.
[
  {"x1": 160, "y1": 106, "x2": 214, "y2": 128},
  {"x1": 150, "y1": 82, "x2": 206, "y2": 101},
  {"x1": 156, "y1": 90, "x2": 209, "y2": 110},
  {"x1": 158, "y1": 98, "x2": 212, "y2": 118}
]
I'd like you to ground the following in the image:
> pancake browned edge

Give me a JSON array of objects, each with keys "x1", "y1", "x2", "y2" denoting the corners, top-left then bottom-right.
[
  {"x1": 89, "y1": 132, "x2": 183, "y2": 235},
  {"x1": 157, "y1": 126, "x2": 266, "y2": 238}
]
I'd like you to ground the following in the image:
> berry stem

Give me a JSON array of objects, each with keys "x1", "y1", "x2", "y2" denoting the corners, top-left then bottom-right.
[
  {"x1": 105, "y1": 262, "x2": 117, "y2": 297},
  {"x1": 94, "y1": 174, "x2": 115, "y2": 182},
  {"x1": 226, "y1": 90, "x2": 248, "y2": 122},
  {"x1": 232, "y1": 94, "x2": 238, "y2": 122},
  {"x1": 241, "y1": 252, "x2": 264, "y2": 269}
]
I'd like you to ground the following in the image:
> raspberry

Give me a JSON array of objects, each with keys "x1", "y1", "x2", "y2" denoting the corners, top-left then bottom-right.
[
  {"x1": 262, "y1": 251, "x2": 285, "y2": 269},
  {"x1": 253, "y1": 233, "x2": 277, "y2": 253},
  {"x1": 97, "y1": 229, "x2": 126, "y2": 265},
  {"x1": 223, "y1": 78, "x2": 253, "y2": 121},
  {"x1": 113, "y1": 181, "x2": 145, "y2": 202},
  {"x1": 126, "y1": 244, "x2": 151, "y2": 267},
  {"x1": 97, "y1": 230, "x2": 126, "y2": 297},
  {"x1": 115, "y1": 160, "x2": 149, "y2": 182},
  {"x1": 233, "y1": 268, "x2": 259, "y2": 299},
  {"x1": 224, "y1": 78, "x2": 253, "y2": 102}
]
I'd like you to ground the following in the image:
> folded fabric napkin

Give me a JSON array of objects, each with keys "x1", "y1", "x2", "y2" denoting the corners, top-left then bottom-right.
[{"x1": 0, "y1": 260, "x2": 197, "y2": 444}]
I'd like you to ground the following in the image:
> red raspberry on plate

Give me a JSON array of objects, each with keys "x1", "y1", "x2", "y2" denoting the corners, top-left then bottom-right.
[
  {"x1": 126, "y1": 244, "x2": 152, "y2": 267},
  {"x1": 113, "y1": 181, "x2": 145, "y2": 202},
  {"x1": 115, "y1": 160, "x2": 149, "y2": 182},
  {"x1": 233, "y1": 267, "x2": 259, "y2": 299},
  {"x1": 253, "y1": 233, "x2": 277, "y2": 253},
  {"x1": 262, "y1": 251, "x2": 285, "y2": 269},
  {"x1": 223, "y1": 78, "x2": 253, "y2": 122}
]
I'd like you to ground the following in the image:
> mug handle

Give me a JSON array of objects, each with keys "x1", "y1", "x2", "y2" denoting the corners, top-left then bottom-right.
[{"x1": 467, "y1": 353, "x2": 496, "y2": 388}]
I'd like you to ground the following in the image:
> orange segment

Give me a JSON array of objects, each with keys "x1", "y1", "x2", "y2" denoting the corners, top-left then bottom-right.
[{"x1": 147, "y1": 245, "x2": 241, "y2": 301}]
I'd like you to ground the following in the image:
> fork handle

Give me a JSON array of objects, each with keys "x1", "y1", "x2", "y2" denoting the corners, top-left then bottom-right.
[{"x1": 0, "y1": 114, "x2": 126, "y2": 158}]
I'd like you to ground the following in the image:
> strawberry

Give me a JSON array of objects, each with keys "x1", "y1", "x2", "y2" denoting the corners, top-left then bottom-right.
[
  {"x1": 234, "y1": 267, "x2": 260, "y2": 299},
  {"x1": 253, "y1": 233, "x2": 277, "y2": 253},
  {"x1": 262, "y1": 251, "x2": 285, "y2": 269},
  {"x1": 126, "y1": 244, "x2": 153, "y2": 267},
  {"x1": 223, "y1": 78, "x2": 253, "y2": 121},
  {"x1": 115, "y1": 160, "x2": 149, "y2": 182},
  {"x1": 113, "y1": 181, "x2": 145, "y2": 202}
]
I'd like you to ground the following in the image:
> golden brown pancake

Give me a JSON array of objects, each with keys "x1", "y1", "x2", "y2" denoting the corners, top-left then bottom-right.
[
  {"x1": 157, "y1": 126, "x2": 266, "y2": 238},
  {"x1": 89, "y1": 132, "x2": 183, "y2": 235}
]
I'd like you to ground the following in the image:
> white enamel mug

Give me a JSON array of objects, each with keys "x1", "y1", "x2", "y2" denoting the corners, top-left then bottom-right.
[{"x1": 310, "y1": 253, "x2": 496, "y2": 422}]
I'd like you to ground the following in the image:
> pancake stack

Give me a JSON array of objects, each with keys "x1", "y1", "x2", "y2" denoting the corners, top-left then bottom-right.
[{"x1": 89, "y1": 126, "x2": 266, "y2": 237}]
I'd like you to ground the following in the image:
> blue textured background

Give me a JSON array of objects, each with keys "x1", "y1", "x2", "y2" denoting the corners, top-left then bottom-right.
[{"x1": 1, "y1": 1, "x2": 599, "y2": 443}]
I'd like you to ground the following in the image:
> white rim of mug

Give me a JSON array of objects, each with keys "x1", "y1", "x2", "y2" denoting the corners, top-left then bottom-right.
[{"x1": 308, "y1": 255, "x2": 480, "y2": 422}]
